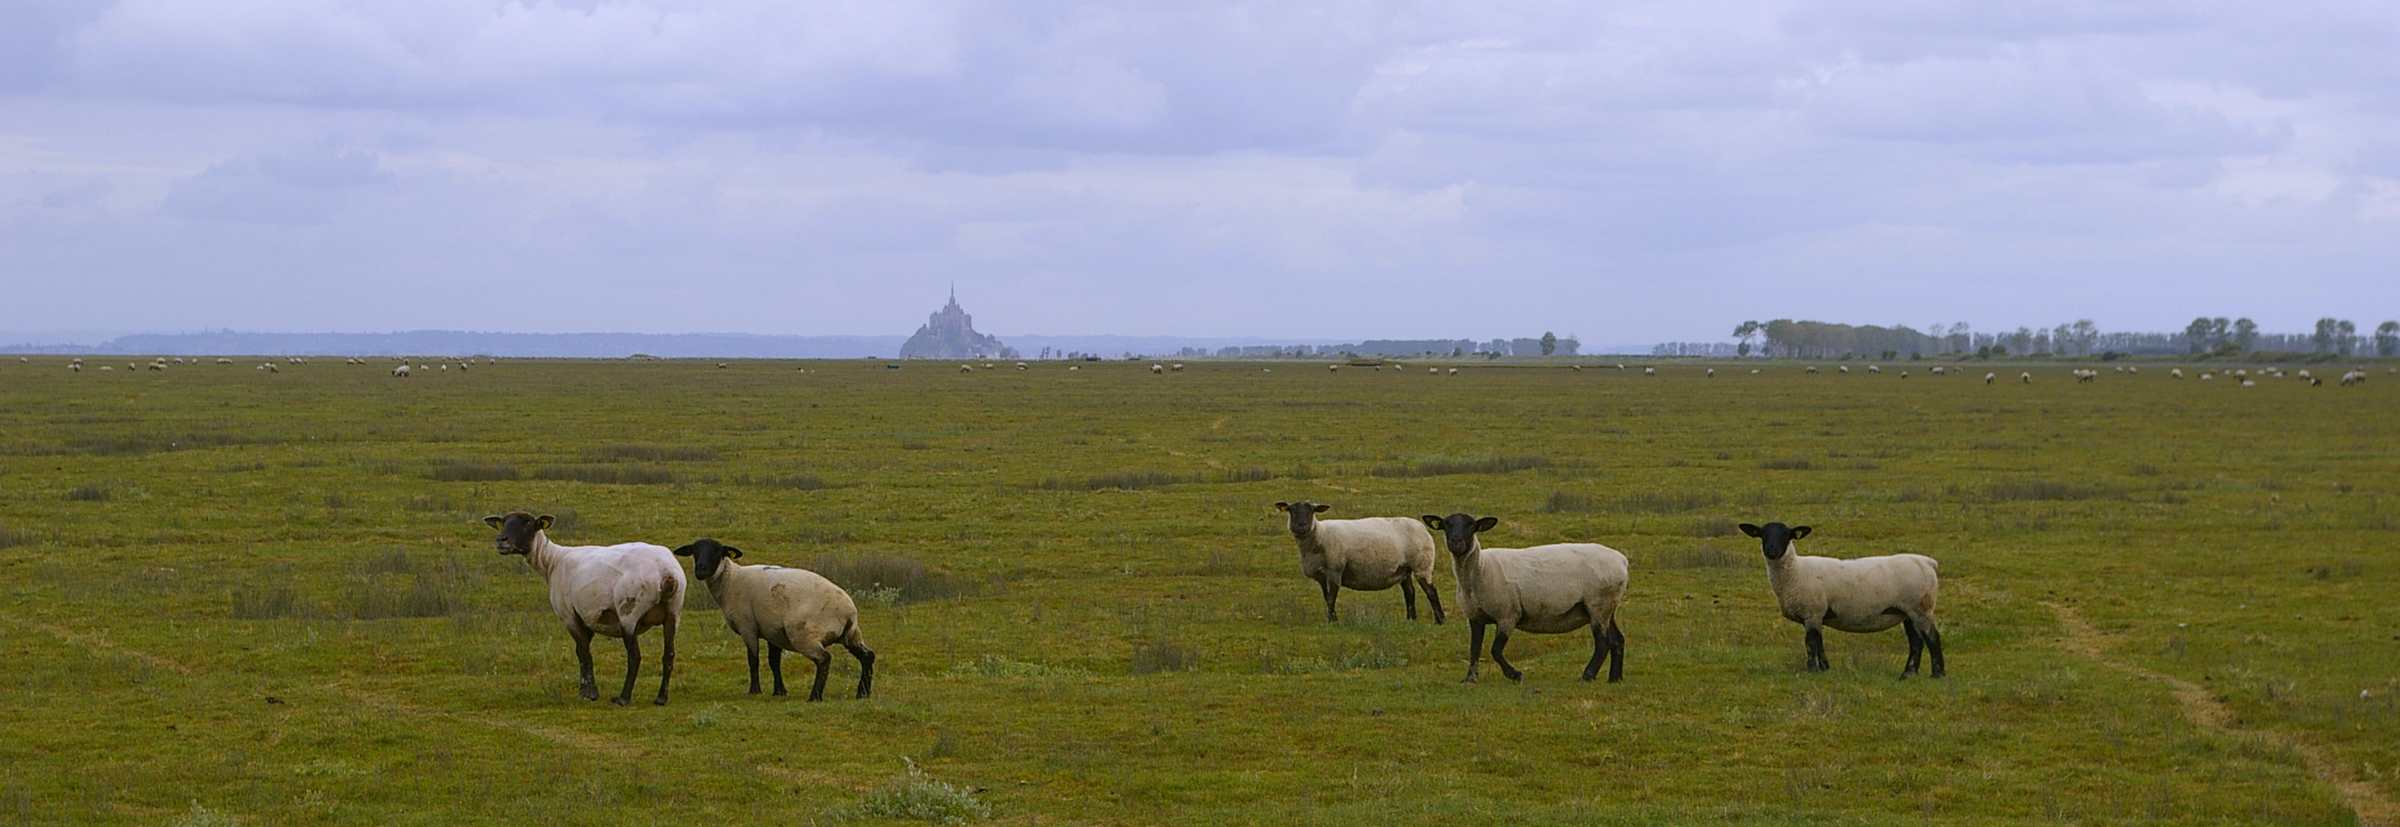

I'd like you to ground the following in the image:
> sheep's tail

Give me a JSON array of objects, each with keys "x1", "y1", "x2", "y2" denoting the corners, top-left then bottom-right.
[{"x1": 840, "y1": 614, "x2": 861, "y2": 646}]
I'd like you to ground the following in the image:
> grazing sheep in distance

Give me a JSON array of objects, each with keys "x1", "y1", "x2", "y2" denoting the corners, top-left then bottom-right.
[
  {"x1": 1866, "y1": 364, "x2": 1881, "y2": 374},
  {"x1": 959, "y1": 364, "x2": 973, "y2": 373},
  {"x1": 1151, "y1": 364, "x2": 1164, "y2": 374},
  {"x1": 1930, "y1": 366, "x2": 1947, "y2": 376},
  {"x1": 1171, "y1": 363, "x2": 1185, "y2": 372},
  {"x1": 1015, "y1": 362, "x2": 1028, "y2": 371},
  {"x1": 1276, "y1": 501, "x2": 1444, "y2": 624},
  {"x1": 1705, "y1": 368, "x2": 1715, "y2": 378},
  {"x1": 2341, "y1": 370, "x2": 2366, "y2": 386},
  {"x1": 2128, "y1": 366, "x2": 2140, "y2": 374},
  {"x1": 1328, "y1": 364, "x2": 1340, "y2": 372},
  {"x1": 70, "y1": 362, "x2": 81, "y2": 372},
  {"x1": 2240, "y1": 379, "x2": 2257, "y2": 388},
  {"x1": 1643, "y1": 367, "x2": 1656, "y2": 376},
  {"x1": 1571, "y1": 364, "x2": 1584, "y2": 372},
  {"x1": 485, "y1": 512, "x2": 685, "y2": 705},
  {"x1": 1447, "y1": 367, "x2": 1459, "y2": 375},
  {"x1": 2200, "y1": 372, "x2": 2214, "y2": 381},
  {"x1": 672, "y1": 539, "x2": 873, "y2": 701},
  {"x1": 1838, "y1": 365, "x2": 1850, "y2": 374},
  {"x1": 2018, "y1": 372, "x2": 2030, "y2": 384},
  {"x1": 1984, "y1": 372, "x2": 1995, "y2": 384},
  {"x1": 2311, "y1": 377, "x2": 2324, "y2": 387},
  {"x1": 1740, "y1": 522, "x2": 1942, "y2": 678},
  {"x1": 1806, "y1": 366, "x2": 1820, "y2": 374},
  {"x1": 1421, "y1": 513, "x2": 1628, "y2": 683},
  {"x1": 1750, "y1": 368, "x2": 1761, "y2": 375},
  {"x1": 2171, "y1": 368, "x2": 2185, "y2": 379},
  {"x1": 1067, "y1": 365, "x2": 1079, "y2": 371},
  {"x1": 392, "y1": 365, "x2": 410, "y2": 378},
  {"x1": 1429, "y1": 367, "x2": 1440, "y2": 375}
]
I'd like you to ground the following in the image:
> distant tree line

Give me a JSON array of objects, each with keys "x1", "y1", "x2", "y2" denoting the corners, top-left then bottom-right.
[
  {"x1": 1715, "y1": 316, "x2": 2398, "y2": 360},
  {"x1": 1175, "y1": 332, "x2": 1580, "y2": 359}
]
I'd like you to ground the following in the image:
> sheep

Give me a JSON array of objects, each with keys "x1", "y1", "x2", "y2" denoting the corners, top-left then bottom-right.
[
  {"x1": 1328, "y1": 364, "x2": 1340, "y2": 372},
  {"x1": 2075, "y1": 369, "x2": 2095, "y2": 384},
  {"x1": 1643, "y1": 367, "x2": 1656, "y2": 376},
  {"x1": 1015, "y1": 362, "x2": 1028, "y2": 371},
  {"x1": 392, "y1": 365, "x2": 411, "y2": 378},
  {"x1": 2128, "y1": 366, "x2": 2140, "y2": 374},
  {"x1": 1171, "y1": 363, "x2": 1185, "y2": 372},
  {"x1": 1151, "y1": 364, "x2": 1164, "y2": 374},
  {"x1": 2018, "y1": 371, "x2": 2030, "y2": 384},
  {"x1": 959, "y1": 364, "x2": 973, "y2": 373},
  {"x1": 1866, "y1": 364, "x2": 1881, "y2": 374},
  {"x1": 2240, "y1": 378, "x2": 2257, "y2": 388},
  {"x1": 69, "y1": 363, "x2": 81, "y2": 373},
  {"x1": 1838, "y1": 365, "x2": 1850, "y2": 375},
  {"x1": 2311, "y1": 377, "x2": 2324, "y2": 387},
  {"x1": 1571, "y1": 364, "x2": 1584, "y2": 372},
  {"x1": 1983, "y1": 372, "x2": 1995, "y2": 384},
  {"x1": 1420, "y1": 513, "x2": 1628, "y2": 683},
  {"x1": 98, "y1": 365, "x2": 112, "y2": 371},
  {"x1": 1930, "y1": 366, "x2": 1947, "y2": 376},
  {"x1": 983, "y1": 362, "x2": 996, "y2": 370},
  {"x1": 2341, "y1": 370, "x2": 2366, "y2": 386},
  {"x1": 2171, "y1": 368, "x2": 2185, "y2": 379},
  {"x1": 1068, "y1": 365, "x2": 1080, "y2": 371},
  {"x1": 1447, "y1": 367, "x2": 1459, "y2": 376},
  {"x1": 147, "y1": 362, "x2": 164, "y2": 371},
  {"x1": 1899, "y1": 370, "x2": 1909, "y2": 379},
  {"x1": 1739, "y1": 522, "x2": 1942, "y2": 678},
  {"x1": 1429, "y1": 367, "x2": 1441, "y2": 375},
  {"x1": 1275, "y1": 501, "x2": 1444, "y2": 624},
  {"x1": 1806, "y1": 366, "x2": 1820, "y2": 375},
  {"x1": 216, "y1": 358, "x2": 233, "y2": 365},
  {"x1": 2200, "y1": 372, "x2": 2214, "y2": 381},
  {"x1": 1614, "y1": 363, "x2": 1626, "y2": 370},
  {"x1": 1705, "y1": 368, "x2": 1716, "y2": 378},
  {"x1": 671, "y1": 538, "x2": 874, "y2": 701},
  {"x1": 1750, "y1": 368, "x2": 1761, "y2": 375},
  {"x1": 485, "y1": 511, "x2": 685, "y2": 705}
]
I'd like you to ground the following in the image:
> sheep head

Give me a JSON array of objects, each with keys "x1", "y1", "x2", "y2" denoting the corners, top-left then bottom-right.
[
  {"x1": 1738, "y1": 522, "x2": 1811, "y2": 560},
  {"x1": 1420, "y1": 513, "x2": 1497, "y2": 557},
  {"x1": 671, "y1": 538, "x2": 744, "y2": 580},
  {"x1": 1273, "y1": 501, "x2": 1332, "y2": 536},
  {"x1": 482, "y1": 511, "x2": 553, "y2": 555}
]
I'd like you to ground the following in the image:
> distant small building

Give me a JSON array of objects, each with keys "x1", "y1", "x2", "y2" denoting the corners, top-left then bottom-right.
[{"x1": 900, "y1": 286, "x2": 1013, "y2": 359}]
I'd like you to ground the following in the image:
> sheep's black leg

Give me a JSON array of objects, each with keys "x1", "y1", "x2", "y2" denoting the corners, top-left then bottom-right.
[
  {"x1": 1583, "y1": 616, "x2": 1609, "y2": 682},
  {"x1": 1608, "y1": 622, "x2": 1626, "y2": 683},
  {"x1": 769, "y1": 647, "x2": 788, "y2": 696},
  {"x1": 847, "y1": 642, "x2": 876, "y2": 699},
  {"x1": 1464, "y1": 619, "x2": 1486, "y2": 683},
  {"x1": 1492, "y1": 628, "x2": 1523, "y2": 682},
  {"x1": 805, "y1": 649, "x2": 833, "y2": 702},
  {"x1": 653, "y1": 618, "x2": 676, "y2": 706},
  {"x1": 1419, "y1": 576, "x2": 1446, "y2": 625},
  {"x1": 1924, "y1": 621, "x2": 1946, "y2": 678},
  {"x1": 1901, "y1": 617, "x2": 1924, "y2": 678},
  {"x1": 1320, "y1": 577, "x2": 1340, "y2": 623},
  {"x1": 615, "y1": 634, "x2": 640, "y2": 705},
  {"x1": 571, "y1": 626, "x2": 599, "y2": 701},
  {"x1": 745, "y1": 638, "x2": 762, "y2": 694},
  {"x1": 1804, "y1": 627, "x2": 1827, "y2": 672},
  {"x1": 1401, "y1": 578, "x2": 1419, "y2": 621}
]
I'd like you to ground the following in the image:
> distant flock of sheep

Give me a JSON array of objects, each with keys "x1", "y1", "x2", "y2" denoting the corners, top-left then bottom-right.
[{"x1": 475, "y1": 496, "x2": 1946, "y2": 706}]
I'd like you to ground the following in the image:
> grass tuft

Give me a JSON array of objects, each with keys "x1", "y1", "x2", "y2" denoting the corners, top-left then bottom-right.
[
  {"x1": 427, "y1": 460, "x2": 519, "y2": 482},
  {"x1": 531, "y1": 465, "x2": 677, "y2": 485},
  {"x1": 1983, "y1": 479, "x2": 2120, "y2": 502},
  {"x1": 823, "y1": 758, "x2": 990, "y2": 825},
  {"x1": 737, "y1": 473, "x2": 829, "y2": 490},
  {"x1": 1652, "y1": 544, "x2": 1749, "y2": 569},
  {"x1": 1370, "y1": 454, "x2": 1550, "y2": 478},
  {"x1": 0, "y1": 524, "x2": 32, "y2": 549},
  {"x1": 808, "y1": 553, "x2": 972, "y2": 605},
  {"x1": 584, "y1": 444, "x2": 718, "y2": 462},
  {"x1": 65, "y1": 483, "x2": 111, "y2": 502},
  {"x1": 1130, "y1": 638, "x2": 1200, "y2": 674},
  {"x1": 1758, "y1": 457, "x2": 1814, "y2": 470}
]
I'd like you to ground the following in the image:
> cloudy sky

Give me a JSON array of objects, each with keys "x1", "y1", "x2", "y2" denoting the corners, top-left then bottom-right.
[{"x1": 3, "y1": 1, "x2": 2395, "y2": 342}]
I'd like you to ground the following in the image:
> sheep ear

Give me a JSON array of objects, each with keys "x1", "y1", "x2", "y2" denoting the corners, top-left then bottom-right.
[
  {"x1": 723, "y1": 546, "x2": 742, "y2": 559},
  {"x1": 535, "y1": 514, "x2": 554, "y2": 531},
  {"x1": 1273, "y1": 502, "x2": 1290, "y2": 512},
  {"x1": 1472, "y1": 516, "x2": 1498, "y2": 532},
  {"x1": 1420, "y1": 515, "x2": 1444, "y2": 531},
  {"x1": 1737, "y1": 523, "x2": 1762, "y2": 537},
  {"x1": 1790, "y1": 526, "x2": 1811, "y2": 540},
  {"x1": 1311, "y1": 504, "x2": 1330, "y2": 514},
  {"x1": 482, "y1": 515, "x2": 505, "y2": 529},
  {"x1": 671, "y1": 543, "x2": 694, "y2": 557}
]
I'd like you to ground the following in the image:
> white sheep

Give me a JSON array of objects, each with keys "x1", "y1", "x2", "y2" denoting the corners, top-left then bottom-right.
[
  {"x1": 959, "y1": 364, "x2": 973, "y2": 373},
  {"x1": 1068, "y1": 365, "x2": 1080, "y2": 371},
  {"x1": 1984, "y1": 372, "x2": 1995, "y2": 384},
  {"x1": 1838, "y1": 365, "x2": 1850, "y2": 375},
  {"x1": 1429, "y1": 367, "x2": 1441, "y2": 375},
  {"x1": 1447, "y1": 367, "x2": 1459, "y2": 375},
  {"x1": 1867, "y1": 364, "x2": 1882, "y2": 374},
  {"x1": 1328, "y1": 364, "x2": 1340, "y2": 372},
  {"x1": 2128, "y1": 366, "x2": 2140, "y2": 374},
  {"x1": 2340, "y1": 370, "x2": 2366, "y2": 386},
  {"x1": 1015, "y1": 362, "x2": 1028, "y2": 371},
  {"x1": 2018, "y1": 371, "x2": 2030, "y2": 384},
  {"x1": 1806, "y1": 366, "x2": 1820, "y2": 375},
  {"x1": 1705, "y1": 368, "x2": 1716, "y2": 378},
  {"x1": 1151, "y1": 364, "x2": 1164, "y2": 374},
  {"x1": 672, "y1": 539, "x2": 874, "y2": 701},
  {"x1": 1421, "y1": 513, "x2": 1628, "y2": 683},
  {"x1": 2200, "y1": 372, "x2": 2214, "y2": 381},
  {"x1": 1171, "y1": 363, "x2": 1185, "y2": 372},
  {"x1": 1275, "y1": 501, "x2": 1444, "y2": 624},
  {"x1": 1930, "y1": 366, "x2": 1947, "y2": 376},
  {"x1": 392, "y1": 365, "x2": 411, "y2": 378},
  {"x1": 2240, "y1": 378, "x2": 2257, "y2": 388},
  {"x1": 1739, "y1": 522, "x2": 1943, "y2": 678},
  {"x1": 1643, "y1": 367, "x2": 1656, "y2": 376},
  {"x1": 69, "y1": 363, "x2": 81, "y2": 373},
  {"x1": 2171, "y1": 368, "x2": 2185, "y2": 379},
  {"x1": 485, "y1": 512, "x2": 686, "y2": 705}
]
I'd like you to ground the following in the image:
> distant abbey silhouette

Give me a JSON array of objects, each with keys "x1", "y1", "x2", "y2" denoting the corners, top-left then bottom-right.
[{"x1": 900, "y1": 285, "x2": 1013, "y2": 359}]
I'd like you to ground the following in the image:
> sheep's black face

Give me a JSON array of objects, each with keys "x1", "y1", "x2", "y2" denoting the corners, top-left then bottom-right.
[
  {"x1": 1274, "y1": 501, "x2": 1332, "y2": 536},
  {"x1": 1419, "y1": 513, "x2": 1498, "y2": 556},
  {"x1": 1738, "y1": 522, "x2": 1811, "y2": 560},
  {"x1": 672, "y1": 538, "x2": 742, "y2": 579},
  {"x1": 482, "y1": 511, "x2": 552, "y2": 555}
]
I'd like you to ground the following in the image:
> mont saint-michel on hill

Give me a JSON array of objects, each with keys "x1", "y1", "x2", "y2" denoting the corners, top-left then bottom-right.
[{"x1": 899, "y1": 288, "x2": 1014, "y2": 359}]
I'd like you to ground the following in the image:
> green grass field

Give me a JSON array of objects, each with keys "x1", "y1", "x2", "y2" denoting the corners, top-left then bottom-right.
[{"x1": 2, "y1": 357, "x2": 2394, "y2": 825}]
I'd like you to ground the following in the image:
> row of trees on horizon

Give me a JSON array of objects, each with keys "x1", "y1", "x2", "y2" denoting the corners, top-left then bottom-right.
[{"x1": 1717, "y1": 318, "x2": 2400, "y2": 361}]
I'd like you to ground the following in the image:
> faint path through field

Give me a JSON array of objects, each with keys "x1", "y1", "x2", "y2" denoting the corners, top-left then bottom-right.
[
  {"x1": 2046, "y1": 602, "x2": 2393, "y2": 826},
  {"x1": 5, "y1": 615, "x2": 642, "y2": 762}
]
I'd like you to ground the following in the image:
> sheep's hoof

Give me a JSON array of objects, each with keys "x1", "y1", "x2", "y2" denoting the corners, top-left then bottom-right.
[
  {"x1": 578, "y1": 685, "x2": 600, "y2": 701},
  {"x1": 1461, "y1": 674, "x2": 1479, "y2": 684},
  {"x1": 653, "y1": 696, "x2": 668, "y2": 706},
  {"x1": 773, "y1": 688, "x2": 788, "y2": 697},
  {"x1": 1501, "y1": 670, "x2": 1523, "y2": 682},
  {"x1": 611, "y1": 696, "x2": 631, "y2": 706}
]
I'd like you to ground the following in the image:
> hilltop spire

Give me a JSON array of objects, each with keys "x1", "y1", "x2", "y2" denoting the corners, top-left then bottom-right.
[{"x1": 948, "y1": 282, "x2": 956, "y2": 307}]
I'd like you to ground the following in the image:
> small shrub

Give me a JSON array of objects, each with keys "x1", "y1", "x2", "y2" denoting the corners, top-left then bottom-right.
[
  {"x1": 1983, "y1": 479, "x2": 2118, "y2": 502},
  {"x1": 0, "y1": 525, "x2": 31, "y2": 549},
  {"x1": 169, "y1": 803, "x2": 241, "y2": 827},
  {"x1": 531, "y1": 465, "x2": 676, "y2": 485},
  {"x1": 1616, "y1": 491, "x2": 1721, "y2": 513},
  {"x1": 1370, "y1": 455, "x2": 1550, "y2": 478},
  {"x1": 1685, "y1": 516, "x2": 1737, "y2": 537},
  {"x1": 584, "y1": 444, "x2": 718, "y2": 462},
  {"x1": 739, "y1": 473, "x2": 828, "y2": 490},
  {"x1": 945, "y1": 655, "x2": 1089, "y2": 679},
  {"x1": 322, "y1": 491, "x2": 352, "y2": 510},
  {"x1": 1541, "y1": 491, "x2": 1597, "y2": 513},
  {"x1": 360, "y1": 548, "x2": 415, "y2": 575},
  {"x1": 428, "y1": 460, "x2": 519, "y2": 482},
  {"x1": 231, "y1": 582, "x2": 303, "y2": 619},
  {"x1": 1758, "y1": 457, "x2": 1813, "y2": 471},
  {"x1": 808, "y1": 553, "x2": 971, "y2": 604},
  {"x1": 1130, "y1": 638, "x2": 1199, "y2": 674},
  {"x1": 2129, "y1": 463, "x2": 2163, "y2": 477},
  {"x1": 1654, "y1": 544, "x2": 1748, "y2": 569},
  {"x1": 823, "y1": 758, "x2": 990, "y2": 825},
  {"x1": 65, "y1": 483, "x2": 111, "y2": 502}
]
